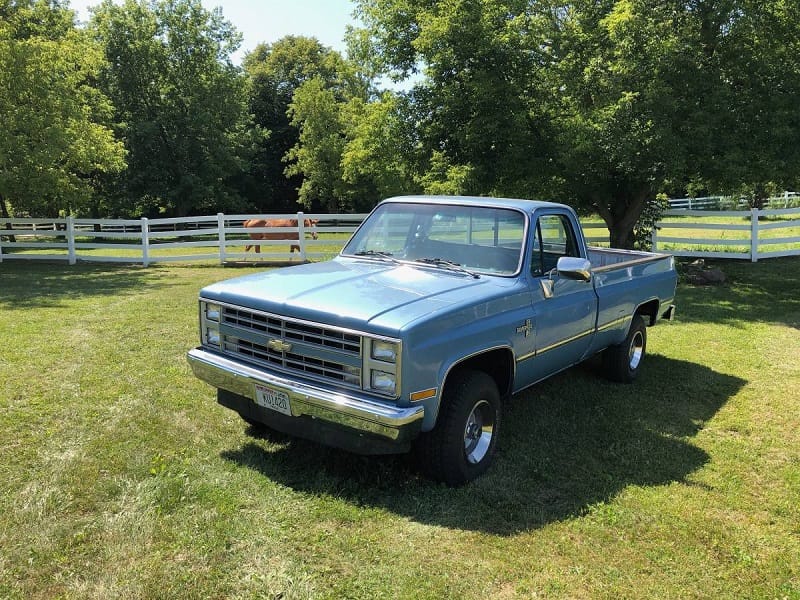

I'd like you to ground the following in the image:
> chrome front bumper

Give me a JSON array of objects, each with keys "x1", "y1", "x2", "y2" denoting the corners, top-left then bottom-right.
[{"x1": 187, "y1": 348, "x2": 424, "y2": 444}]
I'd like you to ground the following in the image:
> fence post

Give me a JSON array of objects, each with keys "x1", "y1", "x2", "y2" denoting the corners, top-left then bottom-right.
[
  {"x1": 67, "y1": 216, "x2": 76, "y2": 265},
  {"x1": 296, "y1": 211, "x2": 307, "y2": 261},
  {"x1": 141, "y1": 217, "x2": 150, "y2": 267},
  {"x1": 218, "y1": 213, "x2": 226, "y2": 264},
  {"x1": 651, "y1": 223, "x2": 659, "y2": 252},
  {"x1": 750, "y1": 208, "x2": 759, "y2": 263}
]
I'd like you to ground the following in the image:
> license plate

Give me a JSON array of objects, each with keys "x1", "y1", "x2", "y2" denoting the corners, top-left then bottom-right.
[{"x1": 254, "y1": 384, "x2": 292, "y2": 416}]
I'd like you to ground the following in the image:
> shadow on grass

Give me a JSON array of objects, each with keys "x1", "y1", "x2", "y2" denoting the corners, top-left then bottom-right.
[
  {"x1": 0, "y1": 261, "x2": 164, "y2": 308},
  {"x1": 675, "y1": 257, "x2": 800, "y2": 329},
  {"x1": 221, "y1": 355, "x2": 745, "y2": 535}
]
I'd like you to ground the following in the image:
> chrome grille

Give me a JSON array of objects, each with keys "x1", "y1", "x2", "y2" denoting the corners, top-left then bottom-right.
[
  {"x1": 218, "y1": 305, "x2": 362, "y2": 387},
  {"x1": 222, "y1": 306, "x2": 361, "y2": 353}
]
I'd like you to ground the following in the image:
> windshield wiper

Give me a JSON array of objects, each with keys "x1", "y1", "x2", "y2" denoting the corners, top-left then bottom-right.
[
  {"x1": 353, "y1": 250, "x2": 399, "y2": 263},
  {"x1": 414, "y1": 257, "x2": 480, "y2": 279}
]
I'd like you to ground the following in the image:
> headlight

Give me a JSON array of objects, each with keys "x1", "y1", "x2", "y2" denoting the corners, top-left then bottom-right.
[
  {"x1": 371, "y1": 339, "x2": 398, "y2": 363},
  {"x1": 204, "y1": 326, "x2": 220, "y2": 346},
  {"x1": 205, "y1": 302, "x2": 221, "y2": 321},
  {"x1": 370, "y1": 370, "x2": 396, "y2": 395}
]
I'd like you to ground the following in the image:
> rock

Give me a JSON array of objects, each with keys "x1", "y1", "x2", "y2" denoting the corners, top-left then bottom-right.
[{"x1": 687, "y1": 266, "x2": 726, "y2": 285}]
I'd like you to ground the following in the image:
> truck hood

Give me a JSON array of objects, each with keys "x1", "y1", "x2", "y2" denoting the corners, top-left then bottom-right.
[{"x1": 199, "y1": 257, "x2": 513, "y2": 333}]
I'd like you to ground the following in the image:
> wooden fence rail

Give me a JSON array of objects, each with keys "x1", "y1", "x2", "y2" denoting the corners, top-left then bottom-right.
[{"x1": 2, "y1": 208, "x2": 799, "y2": 266}]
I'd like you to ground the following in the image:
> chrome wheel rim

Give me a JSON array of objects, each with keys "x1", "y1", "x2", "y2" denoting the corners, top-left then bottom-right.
[
  {"x1": 628, "y1": 331, "x2": 644, "y2": 370},
  {"x1": 463, "y1": 400, "x2": 495, "y2": 464}
]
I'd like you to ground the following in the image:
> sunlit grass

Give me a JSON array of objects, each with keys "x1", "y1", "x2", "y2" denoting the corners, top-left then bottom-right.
[{"x1": 1, "y1": 258, "x2": 798, "y2": 598}]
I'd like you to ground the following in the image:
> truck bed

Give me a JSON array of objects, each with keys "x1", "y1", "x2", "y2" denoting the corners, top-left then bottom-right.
[{"x1": 587, "y1": 246, "x2": 670, "y2": 271}]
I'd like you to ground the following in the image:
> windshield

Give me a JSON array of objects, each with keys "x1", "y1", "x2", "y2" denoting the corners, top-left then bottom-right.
[{"x1": 342, "y1": 202, "x2": 526, "y2": 276}]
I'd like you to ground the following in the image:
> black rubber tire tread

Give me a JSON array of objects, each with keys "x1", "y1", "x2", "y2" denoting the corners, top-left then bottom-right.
[
  {"x1": 603, "y1": 314, "x2": 647, "y2": 383},
  {"x1": 415, "y1": 370, "x2": 501, "y2": 486}
]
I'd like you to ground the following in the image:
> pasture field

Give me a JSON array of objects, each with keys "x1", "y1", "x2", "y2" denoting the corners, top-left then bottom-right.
[{"x1": 0, "y1": 258, "x2": 798, "y2": 599}]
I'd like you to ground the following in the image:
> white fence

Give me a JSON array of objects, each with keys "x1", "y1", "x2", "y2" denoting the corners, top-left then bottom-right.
[
  {"x1": 652, "y1": 207, "x2": 800, "y2": 262},
  {"x1": 668, "y1": 192, "x2": 799, "y2": 211},
  {"x1": 1, "y1": 208, "x2": 798, "y2": 266},
  {"x1": 0, "y1": 213, "x2": 367, "y2": 266}
]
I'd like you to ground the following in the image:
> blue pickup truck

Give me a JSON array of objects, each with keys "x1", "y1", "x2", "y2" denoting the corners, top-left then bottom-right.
[{"x1": 188, "y1": 196, "x2": 677, "y2": 484}]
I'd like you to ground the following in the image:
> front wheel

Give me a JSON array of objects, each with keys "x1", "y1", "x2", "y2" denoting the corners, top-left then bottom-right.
[
  {"x1": 415, "y1": 370, "x2": 501, "y2": 486},
  {"x1": 603, "y1": 314, "x2": 647, "y2": 383}
]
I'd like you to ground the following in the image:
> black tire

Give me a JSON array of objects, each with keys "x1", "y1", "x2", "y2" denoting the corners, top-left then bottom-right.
[
  {"x1": 415, "y1": 370, "x2": 501, "y2": 486},
  {"x1": 603, "y1": 314, "x2": 647, "y2": 383}
]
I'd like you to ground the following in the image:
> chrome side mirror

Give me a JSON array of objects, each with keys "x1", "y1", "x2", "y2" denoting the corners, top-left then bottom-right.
[{"x1": 556, "y1": 257, "x2": 592, "y2": 282}]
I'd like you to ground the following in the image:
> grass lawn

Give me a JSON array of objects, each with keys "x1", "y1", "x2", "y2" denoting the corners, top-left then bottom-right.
[{"x1": 0, "y1": 257, "x2": 798, "y2": 599}]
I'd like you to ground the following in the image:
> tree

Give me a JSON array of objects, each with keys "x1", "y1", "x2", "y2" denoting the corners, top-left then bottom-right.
[
  {"x1": 242, "y1": 36, "x2": 348, "y2": 212},
  {"x1": 90, "y1": 0, "x2": 251, "y2": 217},
  {"x1": 0, "y1": 0, "x2": 125, "y2": 218},
  {"x1": 340, "y1": 91, "x2": 420, "y2": 204},
  {"x1": 286, "y1": 77, "x2": 420, "y2": 212},
  {"x1": 284, "y1": 77, "x2": 349, "y2": 212},
  {"x1": 353, "y1": 0, "x2": 800, "y2": 248}
]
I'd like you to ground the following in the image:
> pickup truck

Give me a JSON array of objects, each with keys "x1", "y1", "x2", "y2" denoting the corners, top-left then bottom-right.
[{"x1": 188, "y1": 196, "x2": 677, "y2": 485}]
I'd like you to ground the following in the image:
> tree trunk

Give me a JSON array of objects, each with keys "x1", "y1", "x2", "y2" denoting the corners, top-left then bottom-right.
[
  {"x1": 592, "y1": 188, "x2": 651, "y2": 250},
  {"x1": 608, "y1": 224, "x2": 636, "y2": 249}
]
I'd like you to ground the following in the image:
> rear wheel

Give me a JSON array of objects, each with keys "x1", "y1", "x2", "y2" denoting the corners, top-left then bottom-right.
[
  {"x1": 416, "y1": 370, "x2": 501, "y2": 486},
  {"x1": 603, "y1": 315, "x2": 647, "y2": 383}
]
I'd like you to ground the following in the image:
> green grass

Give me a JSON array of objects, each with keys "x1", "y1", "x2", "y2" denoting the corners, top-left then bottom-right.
[{"x1": 1, "y1": 258, "x2": 799, "y2": 599}]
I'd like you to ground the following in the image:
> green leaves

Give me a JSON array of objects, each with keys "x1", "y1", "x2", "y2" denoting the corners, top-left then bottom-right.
[
  {"x1": 350, "y1": 0, "x2": 800, "y2": 247},
  {"x1": 90, "y1": 0, "x2": 249, "y2": 217},
  {"x1": 0, "y1": 2, "x2": 124, "y2": 217}
]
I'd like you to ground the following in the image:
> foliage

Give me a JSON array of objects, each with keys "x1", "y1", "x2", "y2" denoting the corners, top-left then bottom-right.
[
  {"x1": 339, "y1": 92, "x2": 420, "y2": 205},
  {"x1": 241, "y1": 36, "x2": 357, "y2": 212},
  {"x1": 633, "y1": 193, "x2": 669, "y2": 251},
  {"x1": 284, "y1": 77, "x2": 349, "y2": 212},
  {"x1": 283, "y1": 51, "x2": 418, "y2": 212},
  {"x1": 351, "y1": 0, "x2": 800, "y2": 248},
  {"x1": 90, "y1": 0, "x2": 252, "y2": 217},
  {"x1": 3, "y1": 0, "x2": 799, "y2": 226},
  {"x1": 0, "y1": 0, "x2": 125, "y2": 218}
]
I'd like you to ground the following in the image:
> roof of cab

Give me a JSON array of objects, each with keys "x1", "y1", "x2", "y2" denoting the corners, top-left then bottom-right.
[{"x1": 381, "y1": 195, "x2": 573, "y2": 214}]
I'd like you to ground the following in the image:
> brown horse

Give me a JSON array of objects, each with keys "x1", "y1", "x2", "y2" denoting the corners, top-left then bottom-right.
[{"x1": 244, "y1": 218, "x2": 318, "y2": 253}]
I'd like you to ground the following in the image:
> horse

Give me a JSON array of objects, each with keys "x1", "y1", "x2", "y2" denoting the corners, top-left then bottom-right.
[{"x1": 243, "y1": 218, "x2": 319, "y2": 254}]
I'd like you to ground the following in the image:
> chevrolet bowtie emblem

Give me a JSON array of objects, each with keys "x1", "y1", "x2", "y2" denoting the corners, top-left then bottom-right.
[
  {"x1": 267, "y1": 339, "x2": 292, "y2": 353},
  {"x1": 516, "y1": 319, "x2": 533, "y2": 337}
]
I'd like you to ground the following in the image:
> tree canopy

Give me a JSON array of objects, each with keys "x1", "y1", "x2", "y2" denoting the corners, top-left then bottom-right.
[
  {"x1": 89, "y1": 0, "x2": 251, "y2": 217},
  {"x1": 0, "y1": 0, "x2": 125, "y2": 218},
  {"x1": 353, "y1": 0, "x2": 800, "y2": 246},
  {"x1": 1, "y1": 0, "x2": 798, "y2": 248}
]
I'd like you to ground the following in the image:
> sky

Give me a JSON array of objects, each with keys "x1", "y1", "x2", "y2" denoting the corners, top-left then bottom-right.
[{"x1": 69, "y1": 0, "x2": 358, "y2": 63}]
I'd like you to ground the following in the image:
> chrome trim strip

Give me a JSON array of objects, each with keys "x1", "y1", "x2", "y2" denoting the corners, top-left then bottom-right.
[
  {"x1": 515, "y1": 327, "x2": 596, "y2": 363},
  {"x1": 536, "y1": 328, "x2": 596, "y2": 355},
  {"x1": 590, "y1": 252, "x2": 672, "y2": 273},
  {"x1": 517, "y1": 350, "x2": 536, "y2": 362},
  {"x1": 596, "y1": 315, "x2": 632, "y2": 332},
  {"x1": 188, "y1": 348, "x2": 423, "y2": 441}
]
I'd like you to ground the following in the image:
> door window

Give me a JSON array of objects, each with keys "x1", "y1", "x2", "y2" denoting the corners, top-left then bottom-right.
[{"x1": 531, "y1": 214, "x2": 580, "y2": 276}]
